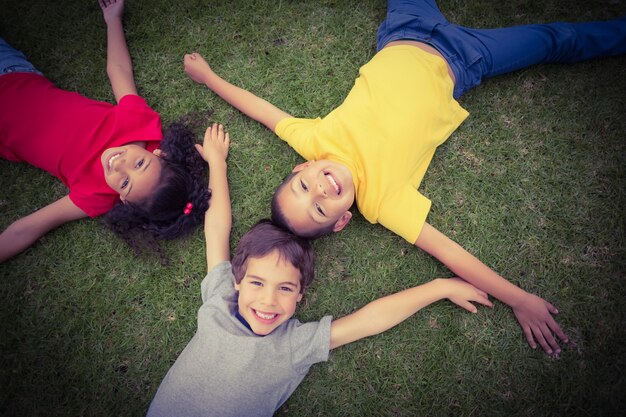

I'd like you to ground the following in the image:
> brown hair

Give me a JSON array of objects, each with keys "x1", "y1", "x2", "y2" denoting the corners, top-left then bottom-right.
[{"x1": 231, "y1": 219, "x2": 316, "y2": 293}]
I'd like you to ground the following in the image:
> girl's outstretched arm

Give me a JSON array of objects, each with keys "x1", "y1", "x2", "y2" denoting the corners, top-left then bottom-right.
[
  {"x1": 99, "y1": 0, "x2": 137, "y2": 102},
  {"x1": 0, "y1": 196, "x2": 88, "y2": 263},
  {"x1": 184, "y1": 53, "x2": 291, "y2": 132},
  {"x1": 415, "y1": 222, "x2": 569, "y2": 356},
  {"x1": 330, "y1": 277, "x2": 492, "y2": 350},
  {"x1": 196, "y1": 124, "x2": 231, "y2": 272}
]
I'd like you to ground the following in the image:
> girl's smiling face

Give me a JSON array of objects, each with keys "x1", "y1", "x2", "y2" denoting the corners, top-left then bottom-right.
[{"x1": 100, "y1": 144, "x2": 162, "y2": 203}]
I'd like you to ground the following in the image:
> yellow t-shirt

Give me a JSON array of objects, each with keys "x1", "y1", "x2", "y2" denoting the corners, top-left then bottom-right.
[{"x1": 276, "y1": 45, "x2": 469, "y2": 243}]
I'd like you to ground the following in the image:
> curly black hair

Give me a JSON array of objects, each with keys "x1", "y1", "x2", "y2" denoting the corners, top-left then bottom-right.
[{"x1": 103, "y1": 120, "x2": 211, "y2": 264}]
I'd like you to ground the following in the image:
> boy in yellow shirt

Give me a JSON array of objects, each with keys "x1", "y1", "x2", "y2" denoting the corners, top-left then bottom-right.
[{"x1": 183, "y1": 0, "x2": 625, "y2": 357}]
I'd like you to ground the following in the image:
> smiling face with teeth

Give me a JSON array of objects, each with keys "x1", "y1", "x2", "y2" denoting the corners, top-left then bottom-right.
[
  {"x1": 276, "y1": 159, "x2": 355, "y2": 238},
  {"x1": 234, "y1": 250, "x2": 303, "y2": 336},
  {"x1": 100, "y1": 143, "x2": 163, "y2": 203}
]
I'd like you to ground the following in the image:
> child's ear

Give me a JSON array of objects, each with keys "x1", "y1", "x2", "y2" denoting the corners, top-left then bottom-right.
[
  {"x1": 234, "y1": 281, "x2": 241, "y2": 291},
  {"x1": 119, "y1": 195, "x2": 127, "y2": 204},
  {"x1": 291, "y1": 160, "x2": 315, "y2": 173},
  {"x1": 153, "y1": 149, "x2": 164, "y2": 157},
  {"x1": 296, "y1": 292, "x2": 303, "y2": 302},
  {"x1": 332, "y1": 211, "x2": 352, "y2": 232}
]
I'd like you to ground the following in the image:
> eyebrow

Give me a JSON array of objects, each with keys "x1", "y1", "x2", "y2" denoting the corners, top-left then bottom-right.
[{"x1": 126, "y1": 158, "x2": 153, "y2": 198}]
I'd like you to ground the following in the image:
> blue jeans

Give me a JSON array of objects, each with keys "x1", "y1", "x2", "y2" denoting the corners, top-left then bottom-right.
[
  {"x1": 377, "y1": 0, "x2": 626, "y2": 98},
  {"x1": 0, "y1": 37, "x2": 43, "y2": 76}
]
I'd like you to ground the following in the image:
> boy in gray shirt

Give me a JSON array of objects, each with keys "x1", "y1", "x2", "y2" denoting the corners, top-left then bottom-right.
[{"x1": 147, "y1": 123, "x2": 491, "y2": 417}]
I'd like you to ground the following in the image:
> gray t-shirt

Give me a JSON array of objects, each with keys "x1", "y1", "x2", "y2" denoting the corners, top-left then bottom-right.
[{"x1": 147, "y1": 261, "x2": 332, "y2": 417}]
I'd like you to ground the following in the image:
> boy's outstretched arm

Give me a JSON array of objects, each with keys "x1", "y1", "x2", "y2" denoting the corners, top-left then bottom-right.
[
  {"x1": 196, "y1": 124, "x2": 231, "y2": 272},
  {"x1": 415, "y1": 222, "x2": 569, "y2": 356},
  {"x1": 330, "y1": 277, "x2": 492, "y2": 350},
  {"x1": 184, "y1": 53, "x2": 291, "y2": 132},
  {"x1": 99, "y1": 0, "x2": 137, "y2": 102}
]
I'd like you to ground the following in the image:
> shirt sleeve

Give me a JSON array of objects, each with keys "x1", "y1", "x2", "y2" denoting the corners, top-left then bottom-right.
[
  {"x1": 201, "y1": 261, "x2": 235, "y2": 303},
  {"x1": 377, "y1": 186, "x2": 432, "y2": 244},
  {"x1": 115, "y1": 94, "x2": 163, "y2": 144},
  {"x1": 287, "y1": 315, "x2": 333, "y2": 374},
  {"x1": 67, "y1": 191, "x2": 115, "y2": 218},
  {"x1": 275, "y1": 116, "x2": 322, "y2": 161}
]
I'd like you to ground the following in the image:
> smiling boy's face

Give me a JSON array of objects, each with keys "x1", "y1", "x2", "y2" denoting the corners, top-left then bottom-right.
[
  {"x1": 276, "y1": 160, "x2": 355, "y2": 237},
  {"x1": 100, "y1": 144, "x2": 162, "y2": 203},
  {"x1": 235, "y1": 250, "x2": 303, "y2": 336}
]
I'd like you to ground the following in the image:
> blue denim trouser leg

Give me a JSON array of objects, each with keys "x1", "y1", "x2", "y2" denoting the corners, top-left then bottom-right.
[
  {"x1": 0, "y1": 37, "x2": 43, "y2": 76},
  {"x1": 377, "y1": 0, "x2": 626, "y2": 98}
]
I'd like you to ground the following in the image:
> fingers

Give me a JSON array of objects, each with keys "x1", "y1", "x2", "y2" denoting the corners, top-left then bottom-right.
[
  {"x1": 533, "y1": 324, "x2": 562, "y2": 356},
  {"x1": 209, "y1": 123, "x2": 227, "y2": 140},
  {"x1": 459, "y1": 293, "x2": 492, "y2": 313},
  {"x1": 475, "y1": 294, "x2": 494, "y2": 308},
  {"x1": 521, "y1": 325, "x2": 536, "y2": 350},
  {"x1": 204, "y1": 123, "x2": 230, "y2": 154},
  {"x1": 198, "y1": 123, "x2": 230, "y2": 163},
  {"x1": 538, "y1": 325, "x2": 558, "y2": 355},
  {"x1": 548, "y1": 319, "x2": 569, "y2": 344},
  {"x1": 212, "y1": 123, "x2": 220, "y2": 142},
  {"x1": 184, "y1": 52, "x2": 201, "y2": 61},
  {"x1": 99, "y1": 0, "x2": 112, "y2": 10},
  {"x1": 524, "y1": 320, "x2": 565, "y2": 357},
  {"x1": 99, "y1": 0, "x2": 118, "y2": 9},
  {"x1": 542, "y1": 301, "x2": 569, "y2": 350},
  {"x1": 458, "y1": 301, "x2": 478, "y2": 313}
]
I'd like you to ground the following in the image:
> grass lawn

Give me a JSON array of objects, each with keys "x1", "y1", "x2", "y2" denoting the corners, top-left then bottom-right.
[{"x1": 1, "y1": 0, "x2": 625, "y2": 416}]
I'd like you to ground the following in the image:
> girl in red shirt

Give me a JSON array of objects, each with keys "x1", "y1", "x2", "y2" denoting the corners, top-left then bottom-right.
[{"x1": 0, "y1": 0, "x2": 210, "y2": 263}]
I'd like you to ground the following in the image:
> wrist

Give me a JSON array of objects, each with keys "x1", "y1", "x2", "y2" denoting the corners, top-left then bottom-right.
[
  {"x1": 425, "y1": 278, "x2": 450, "y2": 300},
  {"x1": 105, "y1": 17, "x2": 123, "y2": 27},
  {"x1": 207, "y1": 157, "x2": 227, "y2": 169},
  {"x1": 204, "y1": 70, "x2": 220, "y2": 88},
  {"x1": 433, "y1": 278, "x2": 461, "y2": 300},
  {"x1": 507, "y1": 289, "x2": 532, "y2": 309}
]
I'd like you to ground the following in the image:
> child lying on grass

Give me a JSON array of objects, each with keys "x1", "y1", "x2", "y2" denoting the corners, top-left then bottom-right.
[
  {"x1": 183, "y1": 0, "x2": 625, "y2": 355},
  {"x1": 146, "y1": 123, "x2": 491, "y2": 417}
]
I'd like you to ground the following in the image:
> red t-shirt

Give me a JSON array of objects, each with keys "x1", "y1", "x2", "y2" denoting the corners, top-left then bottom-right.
[{"x1": 0, "y1": 73, "x2": 162, "y2": 217}]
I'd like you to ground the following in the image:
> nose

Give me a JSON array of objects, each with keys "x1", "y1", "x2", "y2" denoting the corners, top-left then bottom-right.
[
  {"x1": 113, "y1": 156, "x2": 128, "y2": 173},
  {"x1": 316, "y1": 182, "x2": 327, "y2": 198},
  {"x1": 262, "y1": 288, "x2": 277, "y2": 306},
  {"x1": 112, "y1": 155, "x2": 126, "y2": 172}
]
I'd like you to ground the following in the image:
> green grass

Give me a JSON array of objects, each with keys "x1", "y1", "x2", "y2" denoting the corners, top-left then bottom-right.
[{"x1": 1, "y1": 0, "x2": 625, "y2": 416}]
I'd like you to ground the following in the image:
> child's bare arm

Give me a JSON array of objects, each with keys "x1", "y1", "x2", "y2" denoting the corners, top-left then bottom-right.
[
  {"x1": 330, "y1": 277, "x2": 491, "y2": 350},
  {"x1": 415, "y1": 222, "x2": 569, "y2": 356},
  {"x1": 0, "y1": 196, "x2": 88, "y2": 263},
  {"x1": 99, "y1": 0, "x2": 137, "y2": 103},
  {"x1": 196, "y1": 123, "x2": 231, "y2": 272},
  {"x1": 184, "y1": 53, "x2": 291, "y2": 132}
]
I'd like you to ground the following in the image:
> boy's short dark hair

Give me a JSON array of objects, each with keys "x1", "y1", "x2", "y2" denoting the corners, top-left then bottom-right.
[
  {"x1": 270, "y1": 173, "x2": 335, "y2": 240},
  {"x1": 231, "y1": 219, "x2": 315, "y2": 293}
]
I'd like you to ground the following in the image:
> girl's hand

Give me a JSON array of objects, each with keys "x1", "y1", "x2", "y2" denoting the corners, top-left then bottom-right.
[
  {"x1": 443, "y1": 277, "x2": 493, "y2": 313},
  {"x1": 99, "y1": 0, "x2": 124, "y2": 24},
  {"x1": 195, "y1": 123, "x2": 230, "y2": 164},
  {"x1": 512, "y1": 292, "x2": 568, "y2": 356},
  {"x1": 184, "y1": 53, "x2": 213, "y2": 85}
]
